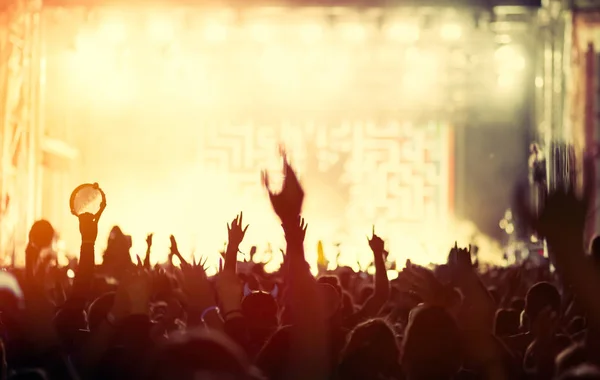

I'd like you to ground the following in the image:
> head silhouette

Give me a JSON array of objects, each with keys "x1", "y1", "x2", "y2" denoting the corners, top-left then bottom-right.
[{"x1": 401, "y1": 305, "x2": 462, "y2": 380}]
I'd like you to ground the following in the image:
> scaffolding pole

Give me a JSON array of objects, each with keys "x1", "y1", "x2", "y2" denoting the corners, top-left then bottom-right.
[{"x1": 0, "y1": 0, "x2": 42, "y2": 266}]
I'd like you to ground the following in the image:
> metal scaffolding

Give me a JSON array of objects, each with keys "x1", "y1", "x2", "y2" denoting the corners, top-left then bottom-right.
[{"x1": 0, "y1": 0, "x2": 42, "y2": 264}]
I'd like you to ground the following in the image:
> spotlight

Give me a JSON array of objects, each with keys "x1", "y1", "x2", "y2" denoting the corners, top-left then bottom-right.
[
  {"x1": 300, "y1": 24, "x2": 323, "y2": 43},
  {"x1": 99, "y1": 21, "x2": 126, "y2": 44},
  {"x1": 340, "y1": 23, "x2": 367, "y2": 43},
  {"x1": 386, "y1": 23, "x2": 419, "y2": 43},
  {"x1": 250, "y1": 24, "x2": 272, "y2": 43},
  {"x1": 494, "y1": 45, "x2": 526, "y2": 71},
  {"x1": 497, "y1": 73, "x2": 516, "y2": 89},
  {"x1": 148, "y1": 18, "x2": 174, "y2": 42},
  {"x1": 440, "y1": 23, "x2": 462, "y2": 41},
  {"x1": 204, "y1": 22, "x2": 228, "y2": 43}
]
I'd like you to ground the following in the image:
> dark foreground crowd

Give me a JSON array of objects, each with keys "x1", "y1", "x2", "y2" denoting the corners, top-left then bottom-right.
[{"x1": 0, "y1": 152, "x2": 599, "y2": 380}]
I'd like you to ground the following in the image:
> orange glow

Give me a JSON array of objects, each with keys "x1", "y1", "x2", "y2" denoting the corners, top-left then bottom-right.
[
  {"x1": 42, "y1": 8, "x2": 504, "y2": 271},
  {"x1": 204, "y1": 22, "x2": 228, "y2": 43},
  {"x1": 147, "y1": 17, "x2": 175, "y2": 42},
  {"x1": 98, "y1": 20, "x2": 126, "y2": 44}
]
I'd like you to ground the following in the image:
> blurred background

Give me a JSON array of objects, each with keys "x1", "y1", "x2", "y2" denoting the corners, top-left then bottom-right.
[{"x1": 0, "y1": 0, "x2": 599, "y2": 272}]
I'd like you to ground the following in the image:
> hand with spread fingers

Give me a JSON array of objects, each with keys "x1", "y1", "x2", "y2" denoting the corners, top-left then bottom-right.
[
  {"x1": 227, "y1": 212, "x2": 249, "y2": 248},
  {"x1": 262, "y1": 147, "x2": 304, "y2": 224}
]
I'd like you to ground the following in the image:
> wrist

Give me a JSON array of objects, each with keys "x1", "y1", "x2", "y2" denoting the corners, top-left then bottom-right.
[{"x1": 281, "y1": 215, "x2": 300, "y2": 229}]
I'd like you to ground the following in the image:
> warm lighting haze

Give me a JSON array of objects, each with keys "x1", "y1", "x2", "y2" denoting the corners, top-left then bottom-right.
[{"x1": 41, "y1": 7, "x2": 506, "y2": 273}]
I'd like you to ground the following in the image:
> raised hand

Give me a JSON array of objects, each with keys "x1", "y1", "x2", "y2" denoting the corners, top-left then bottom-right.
[
  {"x1": 79, "y1": 213, "x2": 99, "y2": 244},
  {"x1": 227, "y1": 212, "x2": 249, "y2": 248},
  {"x1": 284, "y1": 216, "x2": 308, "y2": 248},
  {"x1": 400, "y1": 261, "x2": 449, "y2": 307},
  {"x1": 262, "y1": 147, "x2": 304, "y2": 224},
  {"x1": 144, "y1": 233, "x2": 153, "y2": 269},
  {"x1": 449, "y1": 242, "x2": 473, "y2": 271},
  {"x1": 367, "y1": 225, "x2": 384, "y2": 254},
  {"x1": 169, "y1": 235, "x2": 188, "y2": 266}
]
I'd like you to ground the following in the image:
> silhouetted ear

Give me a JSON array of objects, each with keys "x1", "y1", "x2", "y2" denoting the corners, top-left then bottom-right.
[
  {"x1": 270, "y1": 284, "x2": 279, "y2": 299},
  {"x1": 243, "y1": 283, "x2": 252, "y2": 297}
]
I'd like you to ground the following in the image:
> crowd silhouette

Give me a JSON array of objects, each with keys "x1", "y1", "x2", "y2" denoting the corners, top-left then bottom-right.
[{"x1": 0, "y1": 148, "x2": 598, "y2": 380}]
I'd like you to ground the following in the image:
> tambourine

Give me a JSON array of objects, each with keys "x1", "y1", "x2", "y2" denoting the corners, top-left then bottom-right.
[{"x1": 69, "y1": 183, "x2": 106, "y2": 220}]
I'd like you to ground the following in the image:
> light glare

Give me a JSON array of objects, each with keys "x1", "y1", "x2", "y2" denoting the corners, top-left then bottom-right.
[
  {"x1": 148, "y1": 19, "x2": 174, "y2": 42},
  {"x1": 535, "y1": 76, "x2": 544, "y2": 88},
  {"x1": 250, "y1": 24, "x2": 272, "y2": 42},
  {"x1": 300, "y1": 24, "x2": 323, "y2": 43},
  {"x1": 99, "y1": 21, "x2": 126, "y2": 44},
  {"x1": 387, "y1": 23, "x2": 420, "y2": 43},
  {"x1": 204, "y1": 23, "x2": 228, "y2": 43},
  {"x1": 495, "y1": 45, "x2": 526, "y2": 71},
  {"x1": 497, "y1": 73, "x2": 515, "y2": 88},
  {"x1": 340, "y1": 23, "x2": 367, "y2": 42},
  {"x1": 440, "y1": 23, "x2": 462, "y2": 41}
]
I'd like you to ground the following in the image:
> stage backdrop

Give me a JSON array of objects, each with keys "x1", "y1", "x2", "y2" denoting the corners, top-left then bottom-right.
[{"x1": 39, "y1": 6, "x2": 480, "y2": 269}]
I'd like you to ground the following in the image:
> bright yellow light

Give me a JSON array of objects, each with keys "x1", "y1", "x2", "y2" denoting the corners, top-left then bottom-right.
[
  {"x1": 497, "y1": 73, "x2": 516, "y2": 88},
  {"x1": 535, "y1": 76, "x2": 544, "y2": 88},
  {"x1": 386, "y1": 23, "x2": 419, "y2": 43},
  {"x1": 148, "y1": 18, "x2": 174, "y2": 42},
  {"x1": 67, "y1": 269, "x2": 75, "y2": 279},
  {"x1": 505, "y1": 224, "x2": 515, "y2": 234},
  {"x1": 495, "y1": 45, "x2": 526, "y2": 71},
  {"x1": 99, "y1": 21, "x2": 126, "y2": 44},
  {"x1": 204, "y1": 23, "x2": 228, "y2": 43},
  {"x1": 340, "y1": 23, "x2": 367, "y2": 42},
  {"x1": 402, "y1": 49, "x2": 439, "y2": 93},
  {"x1": 250, "y1": 24, "x2": 272, "y2": 42},
  {"x1": 440, "y1": 23, "x2": 462, "y2": 41},
  {"x1": 300, "y1": 24, "x2": 323, "y2": 43}
]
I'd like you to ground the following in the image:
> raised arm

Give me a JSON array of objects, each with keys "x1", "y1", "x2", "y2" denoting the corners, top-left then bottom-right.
[
  {"x1": 347, "y1": 227, "x2": 390, "y2": 324},
  {"x1": 262, "y1": 149, "x2": 329, "y2": 380},
  {"x1": 71, "y1": 213, "x2": 99, "y2": 303},
  {"x1": 216, "y1": 214, "x2": 248, "y2": 350}
]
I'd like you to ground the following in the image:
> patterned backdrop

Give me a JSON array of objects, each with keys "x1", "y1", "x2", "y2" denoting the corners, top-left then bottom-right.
[{"x1": 197, "y1": 119, "x2": 453, "y2": 265}]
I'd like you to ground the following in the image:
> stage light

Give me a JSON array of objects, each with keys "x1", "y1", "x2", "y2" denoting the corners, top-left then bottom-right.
[
  {"x1": 386, "y1": 23, "x2": 420, "y2": 43},
  {"x1": 340, "y1": 23, "x2": 367, "y2": 43},
  {"x1": 99, "y1": 21, "x2": 126, "y2": 44},
  {"x1": 494, "y1": 45, "x2": 526, "y2": 71},
  {"x1": 497, "y1": 73, "x2": 516, "y2": 89},
  {"x1": 535, "y1": 76, "x2": 544, "y2": 88},
  {"x1": 403, "y1": 48, "x2": 439, "y2": 93},
  {"x1": 204, "y1": 22, "x2": 228, "y2": 43},
  {"x1": 250, "y1": 24, "x2": 272, "y2": 43},
  {"x1": 148, "y1": 18, "x2": 174, "y2": 42},
  {"x1": 300, "y1": 23, "x2": 323, "y2": 43},
  {"x1": 440, "y1": 23, "x2": 462, "y2": 41}
]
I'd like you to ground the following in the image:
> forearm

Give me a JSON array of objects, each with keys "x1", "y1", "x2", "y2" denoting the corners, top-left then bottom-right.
[
  {"x1": 372, "y1": 251, "x2": 390, "y2": 301},
  {"x1": 287, "y1": 251, "x2": 329, "y2": 380},
  {"x1": 224, "y1": 243, "x2": 239, "y2": 272},
  {"x1": 72, "y1": 243, "x2": 95, "y2": 299}
]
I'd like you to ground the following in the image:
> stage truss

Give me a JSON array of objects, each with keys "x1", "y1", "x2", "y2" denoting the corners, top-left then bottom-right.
[{"x1": 0, "y1": 0, "x2": 42, "y2": 265}]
